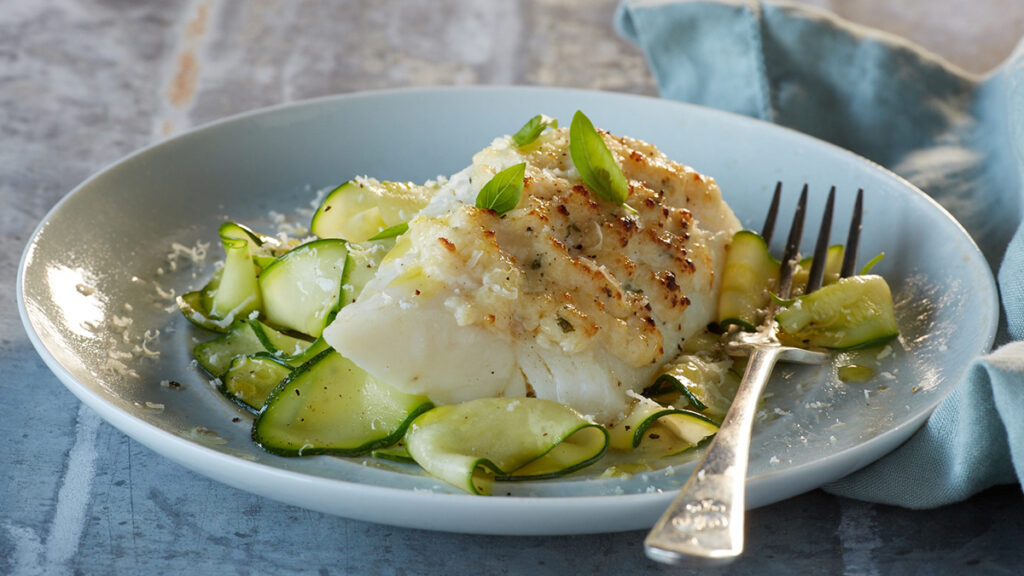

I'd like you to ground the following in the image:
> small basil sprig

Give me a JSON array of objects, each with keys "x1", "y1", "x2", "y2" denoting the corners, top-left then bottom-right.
[
  {"x1": 860, "y1": 252, "x2": 885, "y2": 275},
  {"x1": 513, "y1": 114, "x2": 558, "y2": 148},
  {"x1": 475, "y1": 162, "x2": 526, "y2": 216},
  {"x1": 569, "y1": 110, "x2": 629, "y2": 206},
  {"x1": 368, "y1": 222, "x2": 409, "y2": 241}
]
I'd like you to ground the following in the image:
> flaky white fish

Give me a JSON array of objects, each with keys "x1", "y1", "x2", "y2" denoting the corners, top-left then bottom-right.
[{"x1": 323, "y1": 126, "x2": 740, "y2": 423}]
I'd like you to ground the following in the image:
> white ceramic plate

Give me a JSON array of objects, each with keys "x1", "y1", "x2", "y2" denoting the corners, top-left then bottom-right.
[{"x1": 19, "y1": 87, "x2": 998, "y2": 535}]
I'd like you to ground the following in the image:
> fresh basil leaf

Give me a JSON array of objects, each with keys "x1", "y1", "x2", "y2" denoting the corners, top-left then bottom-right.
[
  {"x1": 475, "y1": 162, "x2": 526, "y2": 216},
  {"x1": 368, "y1": 222, "x2": 409, "y2": 241},
  {"x1": 569, "y1": 110, "x2": 629, "y2": 205},
  {"x1": 513, "y1": 114, "x2": 558, "y2": 148},
  {"x1": 769, "y1": 291, "x2": 799, "y2": 308},
  {"x1": 860, "y1": 252, "x2": 885, "y2": 275}
]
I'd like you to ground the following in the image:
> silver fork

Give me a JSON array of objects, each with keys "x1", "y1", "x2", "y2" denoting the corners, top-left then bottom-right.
[{"x1": 644, "y1": 183, "x2": 865, "y2": 565}]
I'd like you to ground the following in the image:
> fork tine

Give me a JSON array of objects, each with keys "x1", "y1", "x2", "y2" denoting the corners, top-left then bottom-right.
[
  {"x1": 805, "y1": 187, "x2": 836, "y2": 294},
  {"x1": 776, "y1": 184, "x2": 808, "y2": 300},
  {"x1": 840, "y1": 189, "x2": 864, "y2": 278},
  {"x1": 761, "y1": 182, "x2": 782, "y2": 244}
]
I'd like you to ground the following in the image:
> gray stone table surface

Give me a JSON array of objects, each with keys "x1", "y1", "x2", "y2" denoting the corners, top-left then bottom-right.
[{"x1": 2, "y1": 1, "x2": 1023, "y2": 575}]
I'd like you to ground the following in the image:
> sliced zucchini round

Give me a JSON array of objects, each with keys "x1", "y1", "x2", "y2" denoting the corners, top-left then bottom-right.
[
  {"x1": 717, "y1": 230, "x2": 780, "y2": 331},
  {"x1": 776, "y1": 274, "x2": 899, "y2": 350},
  {"x1": 210, "y1": 235, "x2": 262, "y2": 320},
  {"x1": 340, "y1": 241, "x2": 390, "y2": 307},
  {"x1": 405, "y1": 398, "x2": 608, "y2": 495},
  {"x1": 193, "y1": 320, "x2": 265, "y2": 377},
  {"x1": 608, "y1": 397, "x2": 718, "y2": 458},
  {"x1": 222, "y1": 353, "x2": 294, "y2": 411},
  {"x1": 311, "y1": 179, "x2": 430, "y2": 242},
  {"x1": 193, "y1": 319, "x2": 318, "y2": 378},
  {"x1": 258, "y1": 238, "x2": 349, "y2": 338},
  {"x1": 253, "y1": 349, "x2": 432, "y2": 457}
]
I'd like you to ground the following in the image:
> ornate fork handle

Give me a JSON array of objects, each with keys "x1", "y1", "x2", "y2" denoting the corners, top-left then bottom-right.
[
  {"x1": 644, "y1": 343, "x2": 824, "y2": 565},
  {"x1": 644, "y1": 343, "x2": 778, "y2": 565},
  {"x1": 643, "y1": 183, "x2": 861, "y2": 564}
]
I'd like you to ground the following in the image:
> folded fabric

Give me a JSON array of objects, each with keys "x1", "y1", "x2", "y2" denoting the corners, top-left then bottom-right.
[{"x1": 617, "y1": 0, "x2": 1024, "y2": 508}]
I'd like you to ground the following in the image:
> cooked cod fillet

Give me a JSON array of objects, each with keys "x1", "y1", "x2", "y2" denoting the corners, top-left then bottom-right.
[{"x1": 323, "y1": 126, "x2": 741, "y2": 423}]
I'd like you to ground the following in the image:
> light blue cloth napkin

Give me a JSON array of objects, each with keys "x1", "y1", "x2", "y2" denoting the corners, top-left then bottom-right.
[{"x1": 617, "y1": 0, "x2": 1024, "y2": 508}]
